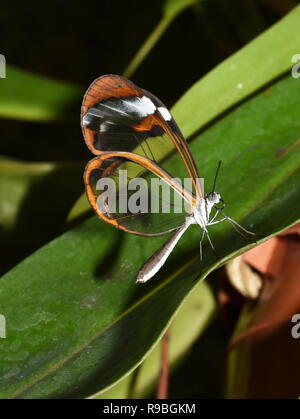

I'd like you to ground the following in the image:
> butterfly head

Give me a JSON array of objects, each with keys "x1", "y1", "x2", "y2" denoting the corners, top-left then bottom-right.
[{"x1": 205, "y1": 191, "x2": 221, "y2": 206}]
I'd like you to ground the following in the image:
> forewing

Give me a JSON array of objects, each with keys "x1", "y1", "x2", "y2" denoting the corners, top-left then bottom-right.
[{"x1": 81, "y1": 74, "x2": 203, "y2": 197}]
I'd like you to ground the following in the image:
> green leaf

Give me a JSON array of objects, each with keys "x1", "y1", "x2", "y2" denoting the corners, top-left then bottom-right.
[
  {"x1": 0, "y1": 158, "x2": 56, "y2": 232},
  {"x1": 224, "y1": 303, "x2": 255, "y2": 398},
  {"x1": 66, "y1": 193, "x2": 91, "y2": 226},
  {"x1": 0, "y1": 66, "x2": 81, "y2": 121},
  {"x1": 70, "y1": 6, "x2": 300, "y2": 222},
  {"x1": 0, "y1": 157, "x2": 83, "y2": 274},
  {"x1": 1, "y1": 72, "x2": 300, "y2": 398},
  {"x1": 93, "y1": 279, "x2": 216, "y2": 398},
  {"x1": 173, "y1": 5, "x2": 300, "y2": 139},
  {"x1": 163, "y1": 0, "x2": 199, "y2": 17}
]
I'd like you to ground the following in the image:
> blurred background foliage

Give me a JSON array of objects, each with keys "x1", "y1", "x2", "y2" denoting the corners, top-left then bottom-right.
[{"x1": 0, "y1": 0, "x2": 299, "y2": 399}]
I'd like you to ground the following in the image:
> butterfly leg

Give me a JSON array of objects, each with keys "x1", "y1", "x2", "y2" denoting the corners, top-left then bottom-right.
[
  {"x1": 207, "y1": 209, "x2": 221, "y2": 224},
  {"x1": 204, "y1": 227, "x2": 220, "y2": 260},
  {"x1": 219, "y1": 211, "x2": 257, "y2": 243},
  {"x1": 208, "y1": 217, "x2": 226, "y2": 226},
  {"x1": 199, "y1": 228, "x2": 206, "y2": 262},
  {"x1": 192, "y1": 229, "x2": 206, "y2": 283}
]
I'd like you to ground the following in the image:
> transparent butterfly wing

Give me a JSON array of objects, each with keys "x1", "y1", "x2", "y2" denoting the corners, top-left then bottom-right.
[
  {"x1": 81, "y1": 74, "x2": 203, "y2": 198},
  {"x1": 84, "y1": 152, "x2": 195, "y2": 236}
]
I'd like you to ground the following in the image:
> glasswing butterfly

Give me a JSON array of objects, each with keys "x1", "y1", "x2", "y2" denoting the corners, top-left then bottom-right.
[{"x1": 81, "y1": 75, "x2": 254, "y2": 283}]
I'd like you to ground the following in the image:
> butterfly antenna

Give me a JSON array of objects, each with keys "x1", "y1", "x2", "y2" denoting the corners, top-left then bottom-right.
[{"x1": 212, "y1": 160, "x2": 222, "y2": 192}]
